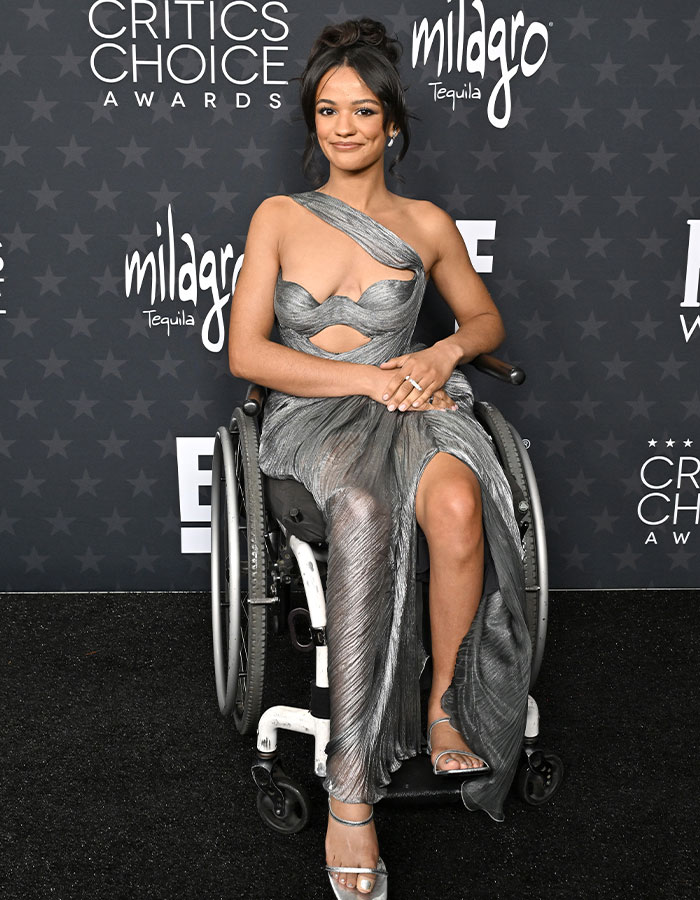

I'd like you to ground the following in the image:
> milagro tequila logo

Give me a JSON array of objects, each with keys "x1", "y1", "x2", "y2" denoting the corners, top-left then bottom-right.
[
  {"x1": 124, "y1": 204, "x2": 242, "y2": 352},
  {"x1": 681, "y1": 219, "x2": 700, "y2": 341},
  {"x1": 412, "y1": 0, "x2": 549, "y2": 128}
]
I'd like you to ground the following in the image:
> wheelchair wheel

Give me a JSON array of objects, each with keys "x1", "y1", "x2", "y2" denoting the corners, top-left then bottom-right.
[
  {"x1": 210, "y1": 407, "x2": 269, "y2": 733},
  {"x1": 513, "y1": 750, "x2": 564, "y2": 806},
  {"x1": 474, "y1": 401, "x2": 548, "y2": 688},
  {"x1": 256, "y1": 773, "x2": 311, "y2": 834}
]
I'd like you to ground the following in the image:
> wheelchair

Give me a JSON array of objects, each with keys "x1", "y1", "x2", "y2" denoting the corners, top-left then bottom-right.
[{"x1": 210, "y1": 353, "x2": 563, "y2": 834}]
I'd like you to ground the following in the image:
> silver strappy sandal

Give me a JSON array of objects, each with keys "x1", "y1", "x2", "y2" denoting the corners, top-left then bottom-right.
[
  {"x1": 427, "y1": 716, "x2": 490, "y2": 776},
  {"x1": 325, "y1": 798, "x2": 388, "y2": 899}
]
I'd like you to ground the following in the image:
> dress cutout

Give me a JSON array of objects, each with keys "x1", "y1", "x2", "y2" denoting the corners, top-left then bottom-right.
[{"x1": 257, "y1": 191, "x2": 531, "y2": 822}]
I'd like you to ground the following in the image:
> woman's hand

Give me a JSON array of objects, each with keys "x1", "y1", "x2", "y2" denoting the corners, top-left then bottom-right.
[
  {"x1": 406, "y1": 388, "x2": 458, "y2": 411},
  {"x1": 377, "y1": 347, "x2": 459, "y2": 411},
  {"x1": 366, "y1": 365, "x2": 458, "y2": 411}
]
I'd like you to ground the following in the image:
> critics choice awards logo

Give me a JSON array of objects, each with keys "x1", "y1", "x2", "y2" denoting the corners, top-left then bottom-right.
[
  {"x1": 638, "y1": 438, "x2": 700, "y2": 549},
  {"x1": 88, "y1": 0, "x2": 290, "y2": 110}
]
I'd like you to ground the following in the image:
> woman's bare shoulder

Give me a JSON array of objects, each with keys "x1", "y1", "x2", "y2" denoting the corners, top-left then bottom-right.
[
  {"x1": 245, "y1": 195, "x2": 301, "y2": 255},
  {"x1": 249, "y1": 193, "x2": 297, "y2": 224},
  {"x1": 404, "y1": 196, "x2": 454, "y2": 226},
  {"x1": 391, "y1": 195, "x2": 454, "y2": 236},
  {"x1": 389, "y1": 196, "x2": 458, "y2": 266}
]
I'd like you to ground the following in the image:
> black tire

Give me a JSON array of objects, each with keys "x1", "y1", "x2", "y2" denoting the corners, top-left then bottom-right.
[
  {"x1": 211, "y1": 427, "x2": 241, "y2": 718},
  {"x1": 229, "y1": 406, "x2": 270, "y2": 735},
  {"x1": 513, "y1": 750, "x2": 564, "y2": 806},
  {"x1": 474, "y1": 401, "x2": 548, "y2": 688},
  {"x1": 256, "y1": 774, "x2": 311, "y2": 834},
  {"x1": 210, "y1": 408, "x2": 270, "y2": 734}
]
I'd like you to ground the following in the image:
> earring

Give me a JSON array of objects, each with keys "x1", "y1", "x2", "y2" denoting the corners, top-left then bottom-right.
[{"x1": 387, "y1": 130, "x2": 398, "y2": 147}]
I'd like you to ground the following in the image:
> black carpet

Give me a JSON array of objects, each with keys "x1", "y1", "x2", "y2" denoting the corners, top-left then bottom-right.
[{"x1": 2, "y1": 591, "x2": 698, "y2": 900}]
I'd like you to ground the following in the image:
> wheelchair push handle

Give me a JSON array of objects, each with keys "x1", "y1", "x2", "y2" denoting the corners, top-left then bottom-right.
[
  {"x1": 242, "y1": 382, "x2": 268, "y2": 417},
  {"x1": 469, "y1": 354, "x2": 526, "y2": 385}
]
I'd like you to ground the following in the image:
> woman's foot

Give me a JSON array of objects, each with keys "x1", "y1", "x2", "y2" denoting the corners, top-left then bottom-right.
[
  {"x1": 427, "y1": 701, "x2": 484, "y2": 772},
  {"x1": 326, "y1": 796, "x2": 379, "y2": 895}
]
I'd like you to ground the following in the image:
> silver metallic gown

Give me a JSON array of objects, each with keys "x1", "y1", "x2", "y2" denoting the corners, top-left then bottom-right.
[{"x1": 257, "y1": 190, "x2": 531, "y2": 822}]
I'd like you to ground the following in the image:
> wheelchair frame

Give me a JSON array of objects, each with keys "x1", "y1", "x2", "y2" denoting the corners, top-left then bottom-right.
[{"x1": 210, "y1": 354, "x2": 563, "y2": 832}]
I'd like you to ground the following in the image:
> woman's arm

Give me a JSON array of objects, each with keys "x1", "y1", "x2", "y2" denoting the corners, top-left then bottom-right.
[
  {"x1": 228, "y1": 196, "x2": 376, "y2": 398},
  {"x1": 425, "y1": 202, "x2": 506, "y2": 367},
  {"x1": 377, "y1": 201, "x2": 506, "y2": 409}
]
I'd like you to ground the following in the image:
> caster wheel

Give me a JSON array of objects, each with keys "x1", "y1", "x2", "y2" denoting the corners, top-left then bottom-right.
[
  {"x1": 514, "y1": 750, "x2": 564, "y2": 806},
  {"x1": 256, "y1": 774, "x2": 311, "y2": 834}
]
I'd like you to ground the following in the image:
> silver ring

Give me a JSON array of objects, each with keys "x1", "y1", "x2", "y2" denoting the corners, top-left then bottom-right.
[{"x1": 404, "y1": 375, "x2": 422, "y2": 391}]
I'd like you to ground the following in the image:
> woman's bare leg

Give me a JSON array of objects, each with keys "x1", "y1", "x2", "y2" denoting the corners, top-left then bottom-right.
[
  {"x1": 326, "y1": 798, "x2": 379, "y2": 894},
  {"x1": 415, "y1": 451, "x2": 485, "y2": 771}
]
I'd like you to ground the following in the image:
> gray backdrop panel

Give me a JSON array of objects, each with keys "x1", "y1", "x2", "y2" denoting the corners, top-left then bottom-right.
[{"x1": 1, "y1": 1, "x2": 699, "y2": 589}]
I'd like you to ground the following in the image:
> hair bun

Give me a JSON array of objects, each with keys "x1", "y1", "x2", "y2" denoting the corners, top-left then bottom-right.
[{"x1": 313, "y1": 17, "x2": 402, "y2": 67}]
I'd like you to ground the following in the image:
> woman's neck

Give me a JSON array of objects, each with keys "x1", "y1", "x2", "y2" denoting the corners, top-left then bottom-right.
[{"x1": 317, "y1": 168, "x2": 392, "y2": 213}]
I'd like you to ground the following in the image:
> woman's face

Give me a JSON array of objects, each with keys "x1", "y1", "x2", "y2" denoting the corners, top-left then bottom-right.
[{"x1": 313, "y1": 64, "x2": 396, "y2": 172}]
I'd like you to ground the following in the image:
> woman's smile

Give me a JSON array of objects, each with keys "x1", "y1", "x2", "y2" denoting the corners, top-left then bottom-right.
[{"x1": 313, "y1": 63, "x2": 394, "y2": 167}]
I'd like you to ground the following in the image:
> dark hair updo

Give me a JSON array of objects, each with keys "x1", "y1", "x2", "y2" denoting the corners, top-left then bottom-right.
[{"x1": 298, "y1": 18, "x2": 415, "y2": 185}]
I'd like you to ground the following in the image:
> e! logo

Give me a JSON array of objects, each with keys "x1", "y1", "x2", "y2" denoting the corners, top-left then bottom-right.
[
  {"x1": 176, "y1": 437, "x2": 215, "y2": 552},
  {"x1": 455, "y1": 220, "x2": 496, "y2": 274},
  {"x1": 680, "y1": 219, "x2": 700, "y2": 341}
]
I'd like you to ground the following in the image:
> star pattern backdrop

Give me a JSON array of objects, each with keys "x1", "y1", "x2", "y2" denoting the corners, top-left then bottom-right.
[{"x1": 2, "y1": 1, "x2": 699, "y2": 590}]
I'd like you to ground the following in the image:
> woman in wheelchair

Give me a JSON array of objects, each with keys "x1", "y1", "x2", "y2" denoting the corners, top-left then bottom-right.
[{"x1": 227, "y1": 17, "x2": 531, "y2": 898}]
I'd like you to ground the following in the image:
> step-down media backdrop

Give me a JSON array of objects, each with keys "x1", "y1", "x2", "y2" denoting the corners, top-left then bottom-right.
[{"x1": 2, "y1": 1, "x2": 700, "y2": 591}]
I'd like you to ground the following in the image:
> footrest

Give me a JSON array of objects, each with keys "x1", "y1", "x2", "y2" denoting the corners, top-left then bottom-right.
[{"x1": 382, "y1": 755, "x2": 468, "y2": 805}]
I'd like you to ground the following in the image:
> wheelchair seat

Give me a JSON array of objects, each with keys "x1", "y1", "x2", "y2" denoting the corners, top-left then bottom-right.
[{"x1": 264, "y1": 475, "x2": 327, "y2": 543}]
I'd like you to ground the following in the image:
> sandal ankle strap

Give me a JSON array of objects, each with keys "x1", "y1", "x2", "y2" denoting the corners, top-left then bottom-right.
[
  {"x1": 426, "y1": 716, "x2": 452, "y2": 752},
  {"x1": 328, "y1": 796, "x2": 374, "y2": 826}
]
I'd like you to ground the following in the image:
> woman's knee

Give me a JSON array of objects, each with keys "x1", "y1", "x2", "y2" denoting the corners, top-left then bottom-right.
[
  {"x1": 330, "y1": 485, "x2": 391, "y2": 533},
  {"x1": 421, "y1": 476, "x2": 482, "y2": 541}
]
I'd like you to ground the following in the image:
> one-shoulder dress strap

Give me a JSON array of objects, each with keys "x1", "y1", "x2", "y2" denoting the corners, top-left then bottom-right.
[{"x1": 290, "y1": 190, "x2": 424, "y2": 274}]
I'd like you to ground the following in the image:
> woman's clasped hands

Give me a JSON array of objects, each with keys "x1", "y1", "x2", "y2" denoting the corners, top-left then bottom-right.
[{"x1": 372, "y1": 347, "x2": 459, "y2": 413}]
